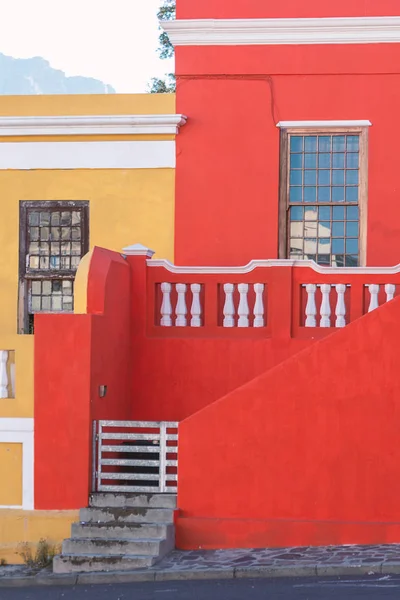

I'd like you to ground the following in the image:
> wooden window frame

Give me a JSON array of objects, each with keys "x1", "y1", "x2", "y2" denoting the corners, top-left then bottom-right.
[
  {"x1": 278, "y1": 127, "x2": 368, "y2": 266},
  {"x1": 18, "y1": 200, "x2": 89, "y2": 334}
]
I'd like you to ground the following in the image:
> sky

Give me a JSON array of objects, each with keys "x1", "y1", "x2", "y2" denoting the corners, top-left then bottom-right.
[{"x1": 0, "y1": 0, "x2": 174, "y2": 93}]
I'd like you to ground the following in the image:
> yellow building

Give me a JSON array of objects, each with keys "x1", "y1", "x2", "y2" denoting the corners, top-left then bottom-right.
[{"x1": 0, "y1": 93, "x2": 184, "y2": 563}]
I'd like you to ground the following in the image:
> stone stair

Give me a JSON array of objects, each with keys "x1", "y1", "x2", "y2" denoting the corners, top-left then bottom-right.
[{"x1": 53, "y1": 492, "x2": 176, "y2": 574}]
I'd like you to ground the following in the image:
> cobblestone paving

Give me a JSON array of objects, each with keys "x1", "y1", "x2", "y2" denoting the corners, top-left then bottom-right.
[{"x1": 153, "y1": 544, "x2": 400, "y2": 572}]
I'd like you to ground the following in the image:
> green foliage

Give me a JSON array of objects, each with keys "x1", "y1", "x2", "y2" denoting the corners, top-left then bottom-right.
[
  {"x1": 149, "y1": 0, "x2": 176, "y2": 93},
  {"x1": 147, "y1": 73, "x2": 176, "y2": 94},
  {"x1": 18, "y1": 538, "x2": 60, "y2": 570}
]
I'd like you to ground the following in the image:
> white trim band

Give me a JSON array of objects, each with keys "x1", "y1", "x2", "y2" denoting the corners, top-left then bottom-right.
[
  {"x1": 161, "y1": 16, "x2": 400, "y2": 46},
  {"x1": 0, "y1": 141, "x2": 176, "y2": 170},
  {"x1": 0, "y1": 114, "x2": 187, "y2": 137},
  {"x1": 148, "y1": 258, "x2": 400, "y2": 276},
  {"x1": 277, "y1": 120, "x2": 372, "y2": 128}
]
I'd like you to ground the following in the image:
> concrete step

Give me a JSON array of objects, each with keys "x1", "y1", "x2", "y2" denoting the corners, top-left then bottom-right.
[
  {"x1": 89, "y1": 493, "x2": 177, "y2": 510},
  {"x1": 71, "y1": 521, "x2": 173, "y2": 540},
  {"x1": 80, "y1": 506, "x2": 174, "y2": 524},
  {"x1": 53, "y1": 554, "x2": 156, "y2": 574},
  {"x1": 62, "y1": 537, "x2": 168, "y2": 557}
]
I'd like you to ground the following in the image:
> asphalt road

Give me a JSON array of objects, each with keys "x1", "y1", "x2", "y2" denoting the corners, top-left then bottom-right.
[{"x1": 2, "y1": 576, "x2": 400, "y2": 600}]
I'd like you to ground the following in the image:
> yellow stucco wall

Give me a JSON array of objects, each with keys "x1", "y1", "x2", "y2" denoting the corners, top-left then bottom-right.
[
  {"x1": 0, "y1": 509, "x2": 79, "y2": 564},
  {"x1": 0, "y1": 444, "x2": 22, "y2": 506},
  {"x1": 0, "y1": 93, "x2": 176, "y2": 560},
  {"x1": 0, "y1": 93, "x2": 175, "y2": 420}
]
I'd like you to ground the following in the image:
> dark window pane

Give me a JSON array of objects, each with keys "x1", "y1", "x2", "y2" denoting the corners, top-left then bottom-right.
[
  {"x1": 332, "y1": 222, "x2": 345, "y2": 237},
  {"x1": 304, "y1": 207, "x2": 318, "y2": 221},
  {"x1": 51, "y1": 212, "x2": 60, "y2": 226},
  {"x1": 290, "y1": 136, "x2": 303, "y2": 152},
  {"x1": 290, "y1": 154, "x2": 303, "y2": 169},
  {"x1": 332, "y1": 136, "x2": 346, "y2": 152},
  {"x1": 61, "y1": 242, "x2": 71, "y2": 255},
  {"x1": 290, "y1": 222, "x2": 304, "y2": 238},
  {"x1": 51, "y1": 227, "x2": 60, "y2": 241},
  {"x1": 304, "y1": 153, "x2": 317, "y2": 168},
  {"x1": 53, "y1": 280, "x2": 62, "y2": 292},
  {"x1": 61, "y1": 227, "x2": 72, "y2": 240},
  {"x1": 290, "y1": 206, "x2": 304, "y2": 221},
  {"x1": 318, "y1": 136, "x2": 331, "y2": 152},
  {"x1": 40, "y1": 212, "x2": 50, "y2": 226},
  {"x1": 346, "y1": 187, "x2": 359, "y2": 202},
  {"x1": 332, "y1": 170, "x2": 345, "y2": 185},
  {"x1": 346, "y1": 153, "x2": 359, "y2": 169},
  {"x1": 290, "y1": 171, "x2": 302, "y2": 185},
  {"x1": 304, "y1": 170, "x2": 317, "y2": 185},
  {"x1": 72, "y1": 211, "x2": 81, "y2": 225},
  {"x1": 61, "y1": 212, "x2": 72, "y2": 226},
  {"x1": 318, "y1": 170, "x2": 330, "y2": 185},
  {"x1": 319, "y1": 206, "x2": 331, "y2": 220},
  {"x1": 318, "y1": 153, "x2": 331, "y2": 168},
  {"x1": 40, "y1": 227, "x2": 50, "y2": 241},
  {"x1": 318, "y1": 187, "x2": 330, "y2": 202},
  {"x1": 346, "y1": 239, "x2": 359, "y2": 254},
  {"x1": 333, "y1": 153, "x2": 345, "y2": 169},
  {"x1": 29, "y1": 227, "x2": 39, "y2": 241},
  {"x1": 346, "y1": 170, "x2": 359, "y2": 185},
  {"x1": 304, "y1": 136, "x2": 317, "y2": 152},
  {"x1": 347, "y1": 135, "x2": 359, "y2": 152},
  {"x1": 332, "y1": 238, "x2": 345, "y2": 254},
  {"x1": 345, "y1": 255, "x2": 359, "y2": 267},
  {"x1": 71, "y1": 227, "x2": 81, "y2": 241},
  {"x1": 346, "y1": 221, "x2": 359, "y2": 236},
  {"x1": 304, "y1": 187, "x2": 316, "y2": 202},
  {"x1": 318, "y1": 238, "x2": 331, "y2": 253},
  {"x1": 332, "y1": 187, "x2": 345, "y2": 202},
  {"x1": 333, "y1": 206, "x2": 345, "y2": 220},
  {"x1": 28, "y1": 212, "x2": 40, "y2": 226},
  {"x1": 346, "y1": 206, "x2": 359, "y2": 220},
  {"x1": 304, "y1": 238, "x2": 317, "y2": 254},
  {"x1": 318, "y1": 255, "x2": 331, "y2": 265},
  {"x1": 318, "y1": 221, "x2": 331, "y2": 236},
  {"x1": 290, "y1": 187, "x2": 302, "y2": 202}
]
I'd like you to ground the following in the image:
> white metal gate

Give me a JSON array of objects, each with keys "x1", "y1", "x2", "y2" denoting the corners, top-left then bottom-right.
[{"x1": 92, "y1": 421, "x2": 178, "y2": 493}]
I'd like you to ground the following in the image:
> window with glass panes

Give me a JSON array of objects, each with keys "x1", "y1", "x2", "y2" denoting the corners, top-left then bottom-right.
[
  {"x1": 18, "y1": 201, "x2": 89, "y2": 333},
  {"x1": 279, "y1": 130, "x2": 367, "y2": 267}
]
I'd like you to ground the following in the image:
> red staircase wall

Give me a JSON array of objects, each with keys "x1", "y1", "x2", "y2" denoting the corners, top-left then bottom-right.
[{"x1": 177, "y1": 296, "x2": 400, "y2": 549}]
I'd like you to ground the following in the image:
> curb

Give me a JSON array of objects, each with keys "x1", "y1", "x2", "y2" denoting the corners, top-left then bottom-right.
[{"x1": 0, "y1": 562, "x2": 394, "y2": 588}]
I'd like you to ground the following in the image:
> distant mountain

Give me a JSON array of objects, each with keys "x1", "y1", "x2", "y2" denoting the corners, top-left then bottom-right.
[{"x1": 0, "y1": 53, "x2": 115, "y2": 95}]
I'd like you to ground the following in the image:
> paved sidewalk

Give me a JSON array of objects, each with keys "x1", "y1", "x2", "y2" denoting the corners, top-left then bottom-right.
[{"x1": 1, "y1": 544, "x2": 400, "y2": 587}]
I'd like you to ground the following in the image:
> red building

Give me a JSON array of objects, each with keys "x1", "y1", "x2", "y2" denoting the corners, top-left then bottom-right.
[{"x1": 34, "y1": 0, "x2": 400, "y2": 568}]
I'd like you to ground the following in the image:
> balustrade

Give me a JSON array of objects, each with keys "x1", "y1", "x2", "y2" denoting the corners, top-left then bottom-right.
[
  {"x1": 147, "y1": 256, "x2": 400, "y2": 337},
  {"x1": 0, "y1": 350, "x2": 14, "y2": 399}
]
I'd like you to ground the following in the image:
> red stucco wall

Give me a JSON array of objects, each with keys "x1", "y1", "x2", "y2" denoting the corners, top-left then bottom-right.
[
  {"x1": 177, "y1": 0, "x2": 400, "y2": 19},
  {"x1": 176, "y1": 295, "x2": 400, "y2": 549},
  {"x1": 175, "y1": 2, "x2": 400, "y2": 266},
  {"x1": 34, "y1": 248, "x2": 132, "y2": 509}
]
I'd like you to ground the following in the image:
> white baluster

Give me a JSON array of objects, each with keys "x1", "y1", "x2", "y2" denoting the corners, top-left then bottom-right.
[
  {"x1": 335, "y1": 284, "x2": 346, "y2": 328},
  {"x1": 305, "y1": 284, "x2": 317, "y2": 328},
  {"x1": 223, "y1": 284, "x2": 235, "y2": 327},
  {"x1": 238, "y1": 284, "x2": 249, "y2": 328},
  {"x1": 253, "y1": 284, "x2": 265, "y2": 328},
  {"x1": 0, "y1": 351, "x2": 9, "y2": 399},
  {"x1": 160, "y1": 283, "x2": 172, "y2": 327},
  {"x1": 385, "y1": 284, "x2": 396, "y2": 303},
  {"x1": 368, "y1": 284, "x2": 380, "y2": 312},
  {"x1": 175, "y1": 283, "x2": 187, "y2": 327},
  {"x1": 320, "y1": 284, "x2": 332, "y2": 328},
  {"x1": 190, "y1": 284, "x2": 202, "y2": 327}
]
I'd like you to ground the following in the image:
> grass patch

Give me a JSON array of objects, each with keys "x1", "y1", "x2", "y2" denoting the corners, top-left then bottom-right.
[{"x1": 18, "y1": 538, "x2": 60, "y2": 570}]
